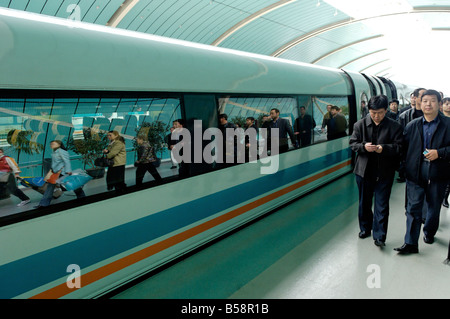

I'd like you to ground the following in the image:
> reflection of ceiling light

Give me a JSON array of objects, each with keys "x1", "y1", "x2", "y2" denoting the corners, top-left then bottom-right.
[{"x1": 323, "y1": 0, "x2": 413, "y2": 19}]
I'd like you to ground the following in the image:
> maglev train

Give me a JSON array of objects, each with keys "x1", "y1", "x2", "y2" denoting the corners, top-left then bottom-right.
[{"x1": 0, "y1": 8, "x2": 415, "y2": 299}]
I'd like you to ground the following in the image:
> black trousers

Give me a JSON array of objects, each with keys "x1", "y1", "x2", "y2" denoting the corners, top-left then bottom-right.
[
  {"x1": 106, "y1": 165, "x2": 126, "y2": 191},
  {"x1": 356, "y1": 174, "x2": 394, "y2": 241},
  {"x1": 136, "y1": 163, "x2": 162, "y2": 185},
  {"x1": 3, "y1": 173, "x2": 29, "y2": 201}
]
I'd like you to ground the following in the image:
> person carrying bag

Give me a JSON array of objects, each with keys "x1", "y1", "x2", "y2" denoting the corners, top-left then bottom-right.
[
  {"x1": 0, "y1": 148, "x2": 31, "y2": 207},
  {"x1": 34, "y1": 140, "x2": 86, "y2": 209}
]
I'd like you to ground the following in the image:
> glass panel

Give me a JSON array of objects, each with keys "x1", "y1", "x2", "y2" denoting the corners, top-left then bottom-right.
[
  {"x1": 218, "y1": 95, "x2": 298, "y2": 157},
  {"x1": 0, "y1": 94, "x2": 182, "y2": 219},
  {"x1": 294, "y1": 98, "x2": 315, "y2": 148},
  {"x1": 360, "y1": 92, "x2": 369, "y2": 119},
  {"x1": 313, "y1": 96, "x2": 349, "y2": 143}
]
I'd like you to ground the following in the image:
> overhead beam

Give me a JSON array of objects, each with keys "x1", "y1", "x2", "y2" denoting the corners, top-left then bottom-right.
[
  {"x1": 339, "y1": 48, "x2": 387, "y2": 69},
  {"x1": 359, "y1": 59, "x2": 389, "y2": 73},
  {"x1": 211, "y1": 0, "x2": 297, "y2": 46},
  {"x1": 271, "y1": 7, "x2": 450, "y2": 57},
  {"x1": 311, "y1": 35, "x2": 384, "y2": 64},
  {"x1": 106, "y1": 0, "x2": 140, "y2": 28}
]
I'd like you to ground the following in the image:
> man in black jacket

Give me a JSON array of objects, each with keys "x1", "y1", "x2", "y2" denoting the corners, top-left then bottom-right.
[
  {"x1": 350, "y1": 95, "x2": 403, "y2": 247},
  {"x1": 269, "y1": 108, "x2": 297, "y2": 154},
  {"x1": 294, "y1": 106, "x2": 316, "y2": 147},
  {"x1": 395, "y1": 90, "x2": 450, "y2": 254}
]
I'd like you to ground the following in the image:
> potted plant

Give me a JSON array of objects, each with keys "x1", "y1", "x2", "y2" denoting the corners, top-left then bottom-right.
[
  {"x1": 134, "y1": 120, "x2": 167, "y2": 167},
  {"x1": 7, "y1": 129, "x2": 45, "y2": 158},
  {"x1": 65, "y1": 128, "x2": 110, "y2": 179}
]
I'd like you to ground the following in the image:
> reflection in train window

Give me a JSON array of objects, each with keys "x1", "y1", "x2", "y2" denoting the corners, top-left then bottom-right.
[
  {"x1": 218, "y1": 96, "x2": 299, "y2": 151},
  {"x1": 0, "y1": 95, "x2": 182, "y2": 218},
  {"x1": 311, "y1": 96, "x2": 349, "y2": 143},
  {"x1": 360, "y1": 92, "x2": 369, "y2": 119}
]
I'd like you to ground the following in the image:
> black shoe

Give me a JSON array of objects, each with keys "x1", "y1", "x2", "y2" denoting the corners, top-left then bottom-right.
[
  {"x1": 394, "y1": 244, "x2": 419, "y2": 254},
  {"x1": 374, "y1": 239, "x2": 385, "y2": 247},
  {"x1": 444, "y1": 200, "x2": 449, "y2": 208},
  {"x1": 359, "y1": 231, "x2": 371, "y2": 239},
  {"x1": 423, "y1": 235, "x2": 434, "y2": 244},
  {"x1": 396, "y1": 177, "x2": 406, "y2": 183}
]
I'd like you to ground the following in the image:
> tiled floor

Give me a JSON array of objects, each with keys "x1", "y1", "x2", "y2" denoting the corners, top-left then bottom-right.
[{"x1": 112, "y1": 174, "x2": 450, "y2": 299}]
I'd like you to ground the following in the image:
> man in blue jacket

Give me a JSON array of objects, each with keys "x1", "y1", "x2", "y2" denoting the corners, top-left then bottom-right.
[{"x1": 395, "y1": 90, "x2": 450, "y2": 254}]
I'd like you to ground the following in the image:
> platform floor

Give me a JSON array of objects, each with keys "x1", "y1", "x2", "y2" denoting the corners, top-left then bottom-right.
[{"x1": 112, "y1": 174, "x2": 450, "y2": 299}]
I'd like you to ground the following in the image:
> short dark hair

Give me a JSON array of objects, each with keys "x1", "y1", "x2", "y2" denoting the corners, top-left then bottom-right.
[
  {"x1": 442, "y1": 97, "x2": 450, "y2": 104},
  {"x1": 413, "y1": 88, "x2": 426, "y2": 97},
  {"x1": 218, "y1": 114, "x2": 228, "y2": 120},
  {"x1": 330, "y1": 105, "x2": 340, "y2": 111},
  {"x1": 270, "y1": 108, "x2": 280, "y2": 114},
  {"x1": 176, "y1": 119, "x2": 185, "y2": 127},
  {"x1": 368, "y1": 95, "x2": 388, "y2": 110},
  {"x1": 246, "y1": 117, "x2": 255, "y2": 121},
  {"x1": 421, "y1": 89, "x2": 442, "y2": 103},
  {"x1": 390, "y1": 99, "x2": 399, "y2": 105}
]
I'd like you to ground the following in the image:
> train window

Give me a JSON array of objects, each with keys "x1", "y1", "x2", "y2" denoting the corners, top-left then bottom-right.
[
  {"x1": 312, "y1": 96, "x2": 349, "y2": 143},
  {"x1": 294, "y1": 97, "x2": 315, "y2": 148},
  {"x1": 217, "y1": 95, "x2": 299, "y2": 152},
  {"x1": 360, "y1": 92, "x2": 369, "y2": 119},
  {"x1": 0, "y1": 94, "x2": 182, "y2": 219}
]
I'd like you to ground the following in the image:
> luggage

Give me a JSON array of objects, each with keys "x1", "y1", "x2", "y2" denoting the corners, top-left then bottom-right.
[
  {"x1": 60, "y1": 174, "x2": 92, "y2": 191},
  {"x1": 19, "y1": 177, "x2": 63, "y2": 199}
]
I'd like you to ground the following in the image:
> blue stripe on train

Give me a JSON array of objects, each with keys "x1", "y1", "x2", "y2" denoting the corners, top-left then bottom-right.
[{"x1": 0, "y1": 149, "x2": 351, "y2": 298}]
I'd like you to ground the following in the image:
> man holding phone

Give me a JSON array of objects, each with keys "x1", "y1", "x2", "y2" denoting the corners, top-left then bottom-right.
[
  {"x1": 350, "y1": 95, "x2": 403, "y2": 247},
  {"x1": 395, "y1": 90, "x2": 450, "y2": 254}
]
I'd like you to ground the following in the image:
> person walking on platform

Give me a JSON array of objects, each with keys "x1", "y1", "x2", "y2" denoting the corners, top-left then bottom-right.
[
  {"x1": 442, "y1": 97, "x2": 450, "y2": 208},
  {"x1": 135, "y1": 135, "x2": 162, "y2": 186},
  {"x1": 34, "y1": 140, "x2": 86, "y2": 208},
  {"x1": 349, "y1": 95, "x2": 403, "y2": 247},
  {"x1": 394, "y1": 90, "x2": 450, "y2": 254},
  {"x1": 397, "y1": 88, "x2": 426, "y2": 183},
  {"x1": 104, "y1": 131, "x2": 127, "y2": 193},
  {"x1": 0, "y1": 148, "x2": 30, "y2": 207}
]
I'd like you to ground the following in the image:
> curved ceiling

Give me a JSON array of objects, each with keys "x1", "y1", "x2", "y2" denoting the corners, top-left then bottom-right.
[{"x1": 1, "y1": 0, "x2": 450, "y2": 91}]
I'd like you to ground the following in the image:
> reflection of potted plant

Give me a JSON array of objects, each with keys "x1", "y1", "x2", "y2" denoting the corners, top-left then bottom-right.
[
  {"x1": 7, "y1": 129, "x2": 45, "y2": 158},
  {"x1": 65, "y1": 128, "x2": 109, "y2": 179},
  {"x1": 230, "y1": 116, "x2": 247, "y2": 128},
  {"x1": 134, "y1": 121, "x2": 166, "y2": 167}
]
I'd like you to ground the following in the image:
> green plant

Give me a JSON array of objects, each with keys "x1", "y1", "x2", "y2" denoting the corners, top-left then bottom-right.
[
  {"x1": 230, "y1": 116, "x2": 247, "y2": 128},
  {"x1": 65, "y1": 128, "x2": 109, "y2": 169},
  {"x1": 7, "y1": 129, "x2": 44, "y2": 157},
  {"x1": 134, "y1": 120, "x2": 167, "y2": 158}
]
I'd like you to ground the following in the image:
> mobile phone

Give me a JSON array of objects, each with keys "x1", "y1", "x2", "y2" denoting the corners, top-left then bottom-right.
[{"x1": 423, "y1": 149, "x2": 429, "y2": 155}]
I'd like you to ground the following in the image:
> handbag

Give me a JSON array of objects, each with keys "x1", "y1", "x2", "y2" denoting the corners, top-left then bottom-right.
[
  {"x1": 0, "y1": 171, "x2": 11, "y2": 183},
  {"x1": 95, "y1": 155, "x2": 114, "y2": 168},
  {"x1": 44, "y1": 170, "x2": 61, "y2": 185}
]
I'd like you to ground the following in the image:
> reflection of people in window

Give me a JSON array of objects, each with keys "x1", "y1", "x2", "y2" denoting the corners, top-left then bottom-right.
[
  {"x1": 327, "y1": 105, "x2": 348, "y2": 141},
  {"x1": 294, "y1": 106, "x2": 316, "y2": 147},
  {"x1": 361, "y1": 100, "x2": 369, "y2": 119},
  {"x1": 321, "y1": 104, "x2": 332, "y2": 133}
]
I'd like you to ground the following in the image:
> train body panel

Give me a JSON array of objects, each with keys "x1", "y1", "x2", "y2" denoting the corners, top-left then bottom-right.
[
  {"x1": 0, "y1": 140, "x2": 351, "y2": 299},
  {"x1": 0, "y1": 9, "x2": 350, "y2": 96}
]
